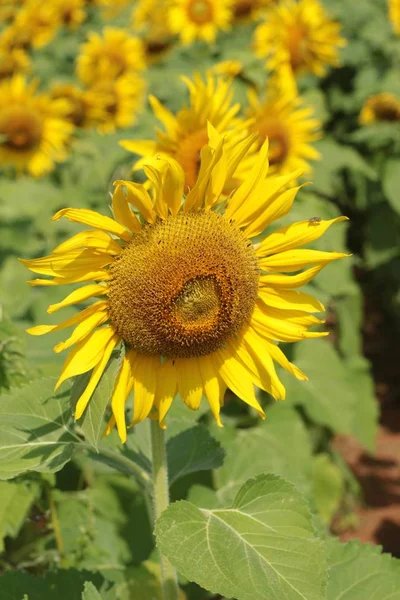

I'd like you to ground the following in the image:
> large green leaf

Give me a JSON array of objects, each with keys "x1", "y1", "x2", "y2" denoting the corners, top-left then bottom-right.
[
  {"x1": 0, "y1": 480, "x2": 39, "y2": 552},
  {"x1": 311, "y1": 455, "x2": 344, "y2": 525},
  {"x1": 327, "y1": 538, "x2": 400, "y2": 599},
  {"x1": 156, "y1": 474, "x2": 327, "y2": 600},
  {"x1": 383, "y1": 158, "x2": 400, "y2": 215},
  {"x1": 0, "y1": 378, "x2": 78, "y2": 480}
]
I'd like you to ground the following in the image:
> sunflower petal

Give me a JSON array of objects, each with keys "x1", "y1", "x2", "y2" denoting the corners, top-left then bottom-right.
[
  {"x1": 111, "y1": 348, "x2": 136, "y2": 443},
  {"x1": 154, "y1": 360, "x2": 178, "y2": 428},
  {"x1": 115, "y1": 180, "x2": 156, "y2": 224},
  {"x1": 199, "y1": 354, "x2": 225, "y2": 426},
  {"x1": 258, "y1": 287, "x2": 325, "y2": 313},
  {"x1": 54, "y1": 310, "x2": 109, "y2": 353},
  {"x1": 27, "y1": 301, "x2": 108, "y2": 337},
  {"x1": 52, "y1": 208, "x2": 132, "y2": 241},
  {"x1": 112, "y1": 184, "x2": 141, "y2": 232},
  {"x1": 262, "y1": 339, "x2": 308, "y2": 381},
  {"x1": 241, "y1": 327, "x2": 286, "y2": 400},
  {"x1": 259, "y1": 265, "x2": 324, "y2": 289},
  {"x1": 259, "y1": 249, "x2": 350, "y2": 272},
  {"x1": 47, "y1": 284, "x2": 108, "y2": 314},
  {"x1": 28, "y1": 271, "x2": 111, "y2": 286},
  {"x1": 20, "y1": 250, "x2": 114, "y2": 277},
  {"x1": 217, "y1": 348, "x2": 265, "y2": 417},
  {"x1": 176, "y1": 357, "x2": 203, "y2": 410},
  {"x1": 132, "y1": 354, "x2": 158, "y2": 425}
]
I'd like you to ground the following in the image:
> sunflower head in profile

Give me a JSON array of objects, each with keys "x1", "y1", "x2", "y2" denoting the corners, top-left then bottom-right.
[
  {"x1": 76, "y1": 27, "x2": 146, "y2": 87},
  {"x1": 247, "y1": 73, "x2": 321, "y2": 176},
  {"x1": 49, "y1": 82, "x2": 106, "y2": 129},
  {"x1": 0, "y1": 75, "x2": 74, "y2": 177},
  {"x1": 253, "y1": 0, "x2": 346, "y2": 77},
  {"x1": 21, "y1": 126, "x2": 348, "y2": 442},
  {"x1": 359, "y1": 93, "x2": 400, "y2": 124},
  {"x1": 168, "y1": 0, "x2": 233, "y2": 44},
  {"x1": 120, "y1": 73, "x2": 252, "y2": 191},
  {"x1": 389, "y1": 0, "x2": 400, "y2": 34}
]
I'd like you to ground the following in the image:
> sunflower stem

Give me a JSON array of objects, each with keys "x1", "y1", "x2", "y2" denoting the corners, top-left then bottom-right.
[{"x1": 150, "y1": 419, "x2": 180, "y2": 600}]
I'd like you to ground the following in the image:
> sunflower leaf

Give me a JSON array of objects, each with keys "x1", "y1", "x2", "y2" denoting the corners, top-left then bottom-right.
[
  {"x1": 155, "y1": 473, "x2": 327, "y2": 600},
  {"x1": 0, "y1": 378, "x2": 77, "y2": 480}
]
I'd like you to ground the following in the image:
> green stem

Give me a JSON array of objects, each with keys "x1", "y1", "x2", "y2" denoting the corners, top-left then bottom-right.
[{"x1": 150, "y1": 419, "x2": 180, "y2": 600}]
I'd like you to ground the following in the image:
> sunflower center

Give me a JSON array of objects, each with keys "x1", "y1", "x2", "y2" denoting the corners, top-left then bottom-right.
[
  {"x1": 0, "y1": 106, "x2": 43, "y2": 151},
  {"x1": 187, "y1": 0, "x2": 213, "y2": 24},
  {"x1": 373, "y1": 100, "x2": 400, "y2": 122},
  {"x1": 172, "y1": 128, "x2": 209, "y2": 190},
  {"x1": 233, "y1": 0, "x2": 256, "y2": 18},
  {"x1": 257, "y1": 118, "x2": 290, "y2": 166},
  {"x1": 108, "y1": 211, "x2": 259, "y2": 358}
]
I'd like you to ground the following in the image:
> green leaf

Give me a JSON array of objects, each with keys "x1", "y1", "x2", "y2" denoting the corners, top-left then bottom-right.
[
  {"x1": 156, "y1": 473, "x2": 327, "y2": 600},
  {"x1": 0, "y1": 480, "x2": 39, "y2": 552},
  {"x1": 311, "y1": 454, "x2": 344, "y2": 525},
  {"x1": 347, "y1": 356, "x2": 379, "y2": 452},
  {"x1": 0, "y1": 378, "x2": 78, "y2": 480},
  {"x1": 82, "y1": 582, "x2": 103, "y2": 600},
  {"x1": 72, "y1": 352, "x2": 122, "y2": 451},
  {"x1": 213, "y1": 405, "x2": 313, "y2": 505},
  {"x1": 167, "y1": 425, "x2": 225, "y2": 485},
  {"x1": 383, "y1": 158, "x2": 400, "y2": 215},
  {"x1": 327, "y1": 538, "x2": 400, "y2": 599}
]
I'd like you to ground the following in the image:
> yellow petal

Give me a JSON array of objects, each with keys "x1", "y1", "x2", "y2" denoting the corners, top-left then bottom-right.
[
  {"x1": 55, "y1": 325, "x2": 116, "y2": 390},
  {"x1": 217, "y1": 348, "x2": 265, "y2": 418},
  {"x1": 154, "y1": 360, "x2": 178, "y2": 428},
  {"x1": 198, "y1": 354, "x2": 225, "y2": 427},
  {"x1": 112, "y1": 184, "x2": 141, "y2": 233},
  {"x1": 244, "y1": 185, "x2": 302, "y2": 238},
  {"x1": 176, "y1": 357, "x2": 203, "y2": 410},
  {"x1": 28, "y1": 271, "x2": 111, "y2": 286},
  {"x1": 75, "y1": 334, "x2": 119, "y2": 419},
  {"x1": 27, "y1": 301, "x2": 108, "y2": 336},
  {"x1": 259, "y1": 249, "x2": 350, "y2": 272},
  {"x1": 256, "y1": 217, "x2": 349, "y2": 257},
  {"x1": 47, "y1": 283, "x2": 108, "y2": 314},
  {"x1": 241, "y1": 327, "x2": 286, "y2": 400},
  {"x1": 111, "y1": 348, "x2": 136, "y2": 443},
  {"x1": 258, "y1": 288, "x2": 325, "y2": 313},
  {"x1": 119, "y1": 139, "x2": 158, "y2": 157},
  {"x1": 53, "y1": 230, "x2": 122, "y2": 255},
  {"x1": 54, "y1": 310, "x2": 109, "y2": 353},
  {"x1": 162, "y1": 158, "x2": 185, "y2": 217},
  {"x1": 184, "y1": 138, "x2": 224, "y2": 212},
  {"x1": 115, "y1": 180, "x2": 156, "y2": 224},
  {"x1": 132, "y1": 354, "x2": 158, "y2": 425},
  {"x1": 262, "y1": 339, "x2": 308, "y2": 381},
  {"x1": 20, "y1": 249, "x2": 114, "y2": 277},
  {"x1": 52, "y1": 208, "x2": 132, "y2": 242},
  {"x1": 149, "y1": 95, "x2": 178, "y2": 134},
  {"x1": 259, "y1": 265, "x2": 324, "y2": 289},
  {"x1": 252, "y1": 304, "x2": 328, "y2": 342}
]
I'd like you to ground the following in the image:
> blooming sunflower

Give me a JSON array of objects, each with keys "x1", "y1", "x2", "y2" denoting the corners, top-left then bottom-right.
[
  {"x1": 120, "y1": 73, "x2": 251, "y2": 190},
  {"x1": 53, "y1": 0, "x2": 87, "y2": 29},
  {"x1": 0, "y1": 0, "x2": 23, "y2": 23},
  {"x1": 168, "y1": 0, "x2": 233, "y2": 44},
  {"x1": 76, "y1": 27, "x2": 146, "y2": 87},
  {"x1": 232, "y1": 0, "x2": 275, "y2": 22},
  {"x1": 0, "y1": 46, "x2": 31, "y2": 81},
  {"x1": 21, "y1": 128, "x2": 348, "y2": 442},
  {"x1": 389, "y1": 0, "x2": 400, "y2": 34},
  {"x1": 247, "y1": 81, "x2": 321, "y2": 175},
  {"x1": 359, "y1": 93, "x2": 400, "y2": 124},
  {"x1": 0, "y1": 75, "x2": 74, "y2": 177},
  {"x1": 11, "y1": 0, "x2": 61, "y2": 49},
  {"x1": 49, "y1": 83, "x2": 106, "y2": 129},
  {"x1": 253, "y1": 0, "x2": 346, "y2": 77},
  {"x1": 132, "y1": 0, "x2": 174, "y2": 62}
]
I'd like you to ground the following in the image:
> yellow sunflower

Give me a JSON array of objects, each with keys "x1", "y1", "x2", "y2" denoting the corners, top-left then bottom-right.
[
  {"x1": 389, "y1": 0, "x2": 400, "y2": 34},
  {"x1": 49, "y1": 83, "x2": 106, "y2": 129},
  {"x1": 76, "y1": 27, "x2": 146, "y2": 87},
  {"x1": 0, "y1": 0, "x2": 23, "y2": 23},
  {"x1": 53, "y1": 0, "x2": 87, "y2": 29},
  {"x1": 211, "y1": 59, "x2": 243, "y2": 78},
  {"x1": 168, "y1": 0, "x2": 233, "y2": 44},
  {"x1": 132, "y1": 0, "x2": 174, "y2": 62},
  {"x1": 120, "y1": 73, "x2": 251, "y2": 191},
  {"x1": 0, "y1": 75, "x2": 74, "y2": 177},
  {"x1": 359, "y1": 93, "x2": 400, "y2": 124},
  {"x1": 247, "y1": 81, "x2": 321, "y2": 175},
  {"x1": 233, "y1": 0, "x2": 275, "y2": 23},
  {"x1": 11, "y1": 0, "x2": 61, "y2": 49},
  {"x1": 90, "y1": 74, "x2": 147, "y2": 133},
  {"x1": 21, "y1": 128, "x2": 348, "y2": 442},
  {"x1": 0, "y1": 46, "x2": 31, "y2": 80},
  {"x1": 253, "y1": 0, "x2": 346, "y2": 77}
]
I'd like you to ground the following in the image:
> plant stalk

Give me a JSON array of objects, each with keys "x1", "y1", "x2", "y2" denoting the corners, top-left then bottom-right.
[{"x1": 150, "y1": 419, "x2": 180, "y2": 600}]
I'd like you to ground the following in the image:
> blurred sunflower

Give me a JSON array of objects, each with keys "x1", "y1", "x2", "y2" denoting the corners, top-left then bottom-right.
[
  {"x1": 0, "y1": 76, "x2": 74, "y2": 177},
  {"x1": 91, "y1": 74, "x2": 147, "y2": 133},
  {"x1": 53, "y1": 0, "x2": 87, "y2": 29},
  {"x1": 21, "y1": 129, "x2": 348, "y2": 441},
  {"x1": 168, "y1": 0, "x2": 233, "y2": 44},
  {"x1": 96, "y1": 0, "x2": 132, "y2": 18},
  {"x1": 49, "y1": 83, "x2": 106, "y2": 129},
  {"x1": 12, "y1": 0, "x2": 61, "y2": 49},
  {"x1": 120, "y1": 73, "x2": 251, "y2": 190},
  {"x1": 211, "y1": 59, "x2": 243, "y2": 78},
  {"x1": 0, "y1": 46, "x2": 31, "y2": 80},
  {"x1": 389, "y1": 0, "x2": 400, "y2": 34},
  {"x1": 77, "y1": 27, "x2": 146, "y2": 87},
  {"x1": 360, "y1": 93, "x2": 400, "y2": 124},
  {"x1": 132, "y1": 0, "x2": 174, "y2": 62},
  {"x1": 0, "y1": 0, "x2": 23, "y2": 23},
  {"x1": 247, "y1": 81, "x2": 321, "y2": 175},
  {"x1": 232, "y1": 0, "x2": 274, "y2": 22},
  {"x1": 254, "y1": 0, "x2": 346, "y2": 77}
]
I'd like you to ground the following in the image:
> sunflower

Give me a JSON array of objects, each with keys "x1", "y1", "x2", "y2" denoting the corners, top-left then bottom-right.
[
  {"x1": 0, "y1": 0, "x2": 23, "y2": 23},
  {"x1": 120, "y1": 73, "x2": 252, "y2": 191},
  {"x1": 359, "y1": 93, "x2": 400, "y2": 124},
  {"x1": 11, "y1": 0, "x2": 61, "y2": 49},
  {"x1": 168, "y1": 0, "x2": 233, "y2": 44},
  {"x1": 0, "y1": 75, "x2": 74, "y2": 177},
  {"x1": 76, "y1": 27, "x2": 146, "y2": 87},
  {"x1": 232, "y1": 0, "x2": 275, "y2": 22},
  {"x1": 0, "y1": 46, "x2": 31, "y2": 81},
  {"x1": 253, "y1": 0, "x2": 346, "y2": 77},
  {"x1": 211, "y1": 59, "x2": 243, "y2": 78},
  {"x1": 247, "y1": 80, "x2": 321, "y2": 175},
  {"x1": 49, "y1": 83, "x2": 106, "y2": 129},
  {"x1": 21, "y1": 128, "x2": 348, "y2": 442},
  {"x1": 90, "y1": 74, "x2": 147, "y2": 133},
  {"x1": 389, "y1": 0, "x2": 400, "y2": 34},
  {"x1": 132, "y1": 0, "x2": 174, "y2": 62},
  {"x1": 53, "y1": 0, "x2": 87, "y2": 29}
]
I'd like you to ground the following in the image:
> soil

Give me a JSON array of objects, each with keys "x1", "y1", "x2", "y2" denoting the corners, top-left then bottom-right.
[{"x1": 333, "y1": 273, "x2": 400, "y2": 557}]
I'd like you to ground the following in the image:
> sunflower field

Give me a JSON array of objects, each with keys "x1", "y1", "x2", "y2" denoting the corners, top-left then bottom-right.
[{"x1": 1, "y1": 0, "x2": 400, "y2": 598}]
